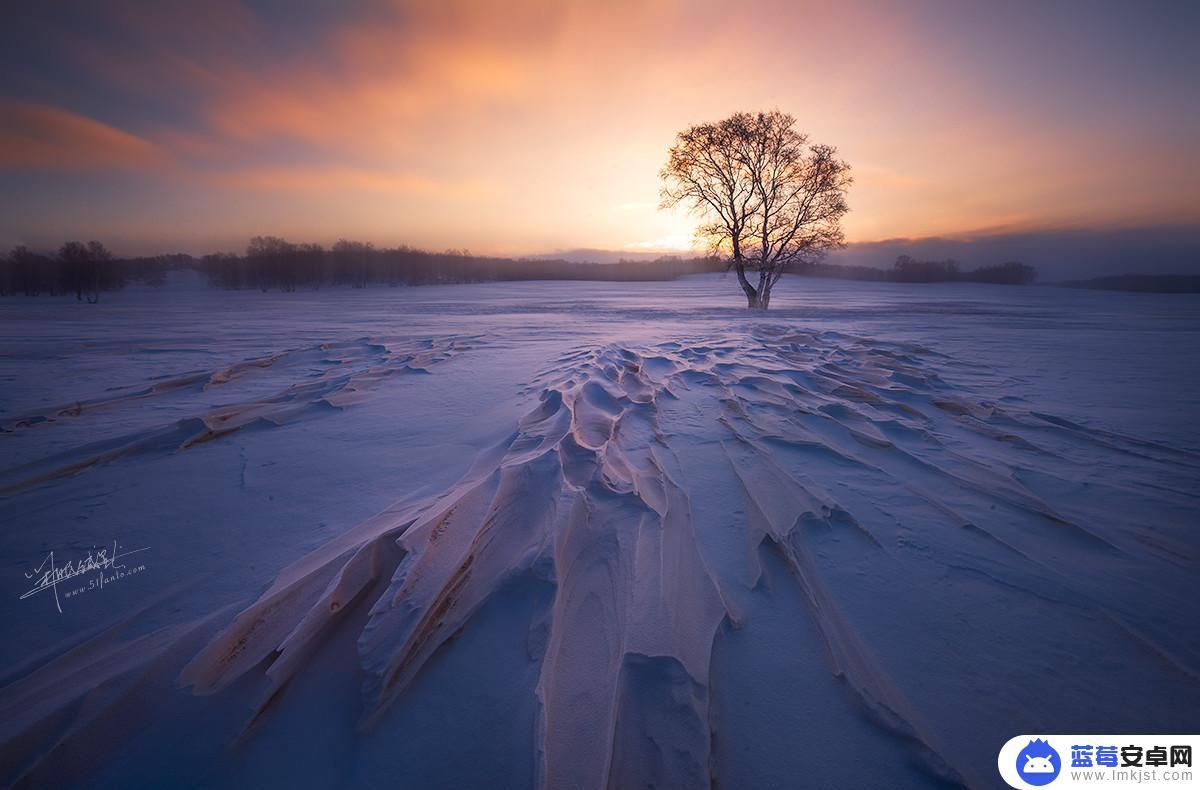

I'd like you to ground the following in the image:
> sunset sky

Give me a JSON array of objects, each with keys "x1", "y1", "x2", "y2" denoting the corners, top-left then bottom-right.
[{"x1": 2, "y1": 0, "x2": 1197, "y2": 257}]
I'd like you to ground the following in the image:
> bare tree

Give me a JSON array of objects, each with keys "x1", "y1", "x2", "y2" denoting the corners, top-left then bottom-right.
[
  {"x1": 660, "y1": 110, "x2": 852, "y2": 309},
  {"x1": 58, "y1": 240, "x2": 114, "y2": 302}
]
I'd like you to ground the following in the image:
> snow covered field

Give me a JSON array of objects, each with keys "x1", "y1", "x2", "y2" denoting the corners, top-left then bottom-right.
[{"x1": 2, "y1": 273, "x2": 1198, "y2": 789}]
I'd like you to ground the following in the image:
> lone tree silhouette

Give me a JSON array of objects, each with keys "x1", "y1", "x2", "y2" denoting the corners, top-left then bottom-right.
[{"x1": 661, "y1": 111, "x2": 851, "y2": 309}]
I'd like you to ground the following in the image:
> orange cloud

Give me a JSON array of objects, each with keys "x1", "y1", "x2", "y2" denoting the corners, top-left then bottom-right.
[
  {"x1": 202, "y1": 5, "x2": 555, "y2": 154},
  {"x1": 210, "y1": 166, "x2": 494, "y2": 198},
  {"x1": 0, "y1": 100, "x2": 166, "y2": 170}
]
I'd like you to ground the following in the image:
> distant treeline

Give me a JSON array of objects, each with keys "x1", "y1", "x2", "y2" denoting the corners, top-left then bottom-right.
[
  {"x1": 200, "y1": 237, "x2": 726, "y2": 290},
  {"x1": 798, "y1": 255, "x2": 1038, "y2": 285},
  {"x1": 2, "y1": 240, "x2": 1040, "y2": 298},
  {"x1": 0, "y1": 237, "x2": 725, "y2": 297},
  {"x1": 0, "y1": 242, "x2": 183, "y2": 301}
]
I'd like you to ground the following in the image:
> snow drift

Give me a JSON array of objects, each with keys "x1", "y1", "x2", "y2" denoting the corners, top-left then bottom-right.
[{"x1": 1, "y1": 279, "x2": 1198, "y2": 789}]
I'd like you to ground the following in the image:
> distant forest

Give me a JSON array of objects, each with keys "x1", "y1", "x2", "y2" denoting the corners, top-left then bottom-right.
[
  {"x1": 0, "y1": 238, "x2": 725, "y2": 299},
  {"x1": 201, "y1": 238, "x2": 727, "y2": 291},
  {"x1": 0, "y1": 238, "x2": 1046, "y2": 299},
  {"x1": 806, "y1": 255, "x2": 1038, "y2": 285}
]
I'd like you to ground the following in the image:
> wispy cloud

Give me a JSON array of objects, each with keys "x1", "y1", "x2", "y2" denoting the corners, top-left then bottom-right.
[{"x1": 0, "y1": 100, "x2": 166, "y2": 170}]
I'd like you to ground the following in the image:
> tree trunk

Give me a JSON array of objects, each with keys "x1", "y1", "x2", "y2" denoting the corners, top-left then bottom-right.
[
  {"x1": 759, "y1": 279, "x2": 774, "y2": 309},
  {"x1": 740, "y1": 271, "x2": 770, "y2": 309},
  {"x1": 733, "y1": 256, "x2": 761, "y2": 308}
]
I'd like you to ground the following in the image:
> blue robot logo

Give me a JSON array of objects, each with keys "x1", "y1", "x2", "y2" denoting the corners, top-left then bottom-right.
[{"x1": 1016, "y1": 739, "x2": 1061, "y2": 786}]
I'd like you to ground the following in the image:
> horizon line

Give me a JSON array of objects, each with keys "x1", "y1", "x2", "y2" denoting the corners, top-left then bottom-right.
[{"x1": 6, "y1": 221, "x2": 1200, "y2": 262}]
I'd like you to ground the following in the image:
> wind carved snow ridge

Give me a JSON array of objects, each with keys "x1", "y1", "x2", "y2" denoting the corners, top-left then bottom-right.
[
  {"x1": 178, "y1": 327, "x2": 1194, "y2": 787},
  {"x1": 0, "y1": 336, "x2": 475, "y2": 493},
  {"x1": 7, "y1": 325, "x2": 1198, "y2": 788},
  {"x1": 179, "y1": 338, "x2": 732, "y2": 788}
]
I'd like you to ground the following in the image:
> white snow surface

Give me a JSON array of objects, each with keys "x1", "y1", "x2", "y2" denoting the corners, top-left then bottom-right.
[{"x1": 1, "y1": 274, "x2": 1198, "y2": 789}]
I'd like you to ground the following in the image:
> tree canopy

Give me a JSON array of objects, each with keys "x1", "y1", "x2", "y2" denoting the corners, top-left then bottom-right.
[{"x1": 661, "y1": 110, "x2": 852, "y2": 308}]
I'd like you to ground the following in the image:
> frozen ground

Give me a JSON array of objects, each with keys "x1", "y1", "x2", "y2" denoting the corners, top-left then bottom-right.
[{"x1": 1, "y1": 273, "x2": 1198, "y2": 789}]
